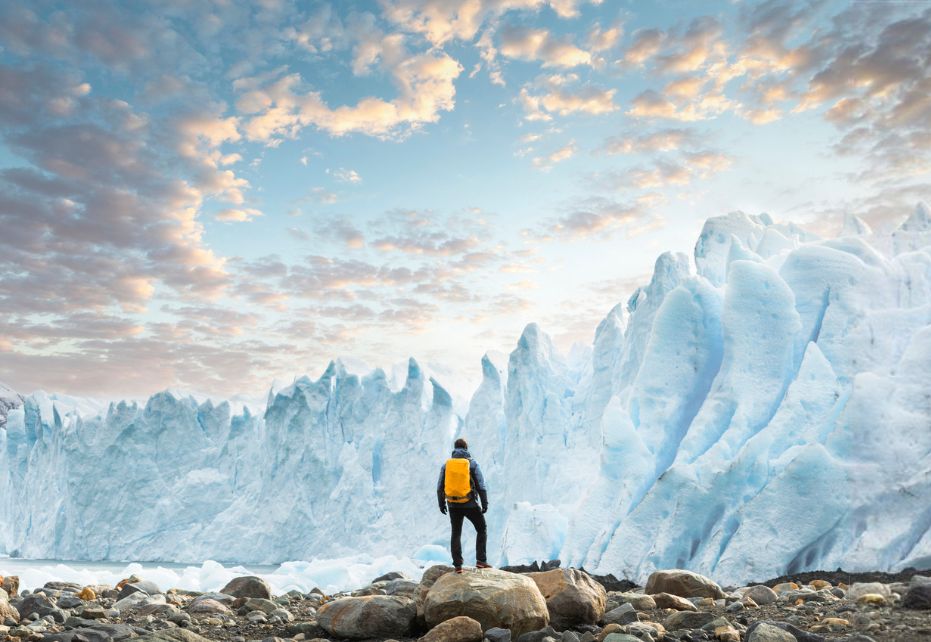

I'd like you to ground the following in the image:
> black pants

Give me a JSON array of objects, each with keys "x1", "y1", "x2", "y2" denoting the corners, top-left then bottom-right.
[{"x1": 449, "y1": 506, "x2": 487, "y2": 567}]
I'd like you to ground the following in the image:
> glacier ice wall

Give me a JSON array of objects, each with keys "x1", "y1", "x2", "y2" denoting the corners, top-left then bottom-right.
[{"x1": 2, "y1": 206, "x2": 931, "y2": 585}]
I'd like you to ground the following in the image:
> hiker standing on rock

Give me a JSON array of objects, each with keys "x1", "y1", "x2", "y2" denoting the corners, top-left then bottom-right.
[{"x1": 438, "y1": 437, "x2": 491, "y2": 573}]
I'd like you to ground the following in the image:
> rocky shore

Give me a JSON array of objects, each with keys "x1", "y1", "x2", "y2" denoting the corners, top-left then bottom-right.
[{"x1": 1, "y1": 565, "x2": 930, "y2": 642}]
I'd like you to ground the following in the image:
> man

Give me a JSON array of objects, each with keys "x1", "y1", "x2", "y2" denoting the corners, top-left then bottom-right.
[{"x1": 437, "y1": 437, "x2": 491, "y2": 573}]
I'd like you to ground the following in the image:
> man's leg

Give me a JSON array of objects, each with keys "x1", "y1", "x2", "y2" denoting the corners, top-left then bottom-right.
[
  {"x1": 449, "y1": 508, "x2": 466, "y2": 568},
  {"x1": 464, "y1": 507, "x2": 488, "y2": 564}
]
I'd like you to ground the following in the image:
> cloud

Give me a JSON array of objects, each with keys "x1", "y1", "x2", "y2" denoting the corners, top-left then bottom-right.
[
  {"x1": 327, "y1": 167, "x2": 363, "y2": 183},
  {"x1": 591, "y1": 150, "x2": 732, "y2": 190},
  {"x1": 520, "y1": 76, "x2": 617, "y2": 120},
  {"x1": 627, "y1": 88, "x2": 733, "y2": 121},
  {"x1": 532, "y1": 140, "x2": 577, "y2": 170},
  {"x1": 315, "y1": 218, "x2": 366, "y2": 248},
  {"x1": 379, "y1": 0, "x2": 599, "y2": 46},
  {"x1": 216, "y1": 208, "x2": 263, "y2": 223},
  {"x1": 238, "y1": 48, "x2": 463, "y2": 141},
  {"x1": 587, "y1": 22, "x2": 623, "y2": 53},
  {"x1": 656, "y1": 16, "x2": 724, "y2": 74},
  {"x1": 498, "y1": 24, "x2": 592, "y2": 68},
  {"x1": 530, "y1": 196, "x2": 663, "y2": 241},
  {"x1": 622, "y1": 28, "x2": 664, "y2": 67},
  {"x1": 311, "y1": 187, "x2": 338, "y2": 204},
  {"x1": 600, "y1": 128, "x2": 698, "y2": 154}
]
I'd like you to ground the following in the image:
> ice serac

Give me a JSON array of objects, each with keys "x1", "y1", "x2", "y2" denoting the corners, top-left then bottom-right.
[
  {"x1": 0, "y1": 381, "x2": 23, "y2": 429},
  {"x1": 2, "y1": 204, "x2": 931, "y2": 586}
]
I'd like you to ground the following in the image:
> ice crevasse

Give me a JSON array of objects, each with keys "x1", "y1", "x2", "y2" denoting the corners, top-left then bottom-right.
[{"x1": 2, "y1": 206, "x2": 931, "y2": 586}]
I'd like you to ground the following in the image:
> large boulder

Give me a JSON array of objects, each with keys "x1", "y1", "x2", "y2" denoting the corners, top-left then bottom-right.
[
  {"x1": 418, "y1": 565, "x2": 456, "y2": 614},
  {"x1": 317, "y1": 595, "x2": 417, "y2": 639},
  {"x1": 219, "y1": 576, "x2": 272, "y2": 599},
  {"x1": 527, "y1": 568, "x2": 606, "y2": 629},
  {"x1": 423, "y1": 568, "x2": 549, "y2": 638},
  {"x1": 0, "y1": 598, "x2": 19, "y2": 623},
  {"x1": 644, "y1": 570, "x2": 725, "y2": 599},
  {"x1": 420, "y1": 615, "x2": 483, "y2": 642}
]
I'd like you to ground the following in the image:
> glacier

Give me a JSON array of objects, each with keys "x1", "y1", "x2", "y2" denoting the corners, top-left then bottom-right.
[{"x1": 2, "y1": 206, "x2": 931, "y2": 586}]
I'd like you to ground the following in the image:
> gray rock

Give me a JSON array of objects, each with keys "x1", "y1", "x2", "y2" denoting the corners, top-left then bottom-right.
[
  {"x1": 136, "y1": 602, "x2": 180, "y2": 618},
  {"x1": 384, "y1": 579, "x2": 419, "y2": 597},
  {"x1": 112, "y1": 592, "x2": 150, "y2": 612},
  {"x1": 486, "y1": 627, "x2": 512, "y2": 642},
  {"x1": 169, "y1": 611, "x2": 192, "y2": 626},
  {"x1": 516, "y1": 625, "x2": 558, "y2": 642},
  {"x1": 910, "y1": 574, "x2": 931, "y2": 588},
  {"x1": 560, "y1": 631, "x2": 580, "y2": 642},
  {"x1": 747, "y1": 623, "x2": 797, "y2": 642},
  {"x1": 603, "y1": 603, "x2": 638, "y2": 626},
  {"x1": 192, "y1": 592, "x2": 235, "y2": 605},
  {"x1": 623, "y1": 623, "x2": 659, "y2": 642},
  {"x1": 743, "y1": 585, "x2": 778, "y2": 606},
  {"x1": 726, "y1": 600, "x2": 744, "y2": 613},
  {"x1": 746, "y1": 620, "x2": 826, "y2": 642},
  {"x1": 44, "y1": 582, "x2": 83, "y2": 593},
  {"x1": 664, "y1": 610, "x2": 715, "y2": 630},
  {"x1": 219, "y1": 576, "x2": 272, "y2": 600},
  {"x1": 602, "y1": 635, "x2": 641, "y2": 642},
  {"x1": 18, "y1": 593, "x2": 66, "y2": 622},
  {"x1": 135, "y1": 629, "x2": 215, "y2": 642},
  {"x1": 117, "y1": 580, "x2": 162, "y2": 601},
  {"x1": 47, "y1": 621, "x2": 144, "y2": 642},
  {"x1": 241, "y1": 597, "x2": 278, "y2": 614},
  {"x1": 285, "y1": 621, "x2": 327, "y2": 638},
  {"x1": 246, "y1": 610, "x2": 267, "y2": 623},
  {"x1": 373, "y1": 571, "x2": 408, "y2": 583},
  {"x1": 608, "y1": 593, "x2": 655, "y2": 611},
  {"x1": 188, "y1": 598, "x2": 230, "y2": 614},
  {"x1": 904, "y1": 583, "x2": 931, "y2": 609},
  {"x1": 58, "y1": 596, "x2": 84, "y2": 609},
  {"x1": 701, "y1": 616, "x2": 732, "y2": 631},
  {"x1": 79, "y1": 606, "x2": 106, "y2": 620},
  {"x1": 643, "y1": 570, "x2": 725, "y2": 600},
  {"x1": 269, "y1": 607, "x2": 294, "y2": 622}
]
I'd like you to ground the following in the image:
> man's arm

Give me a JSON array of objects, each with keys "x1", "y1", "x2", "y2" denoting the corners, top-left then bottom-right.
[
  {"x1": 437, "y1": 464, "x2": 447, "y2": 514},
  {"x1": 472, "y1": 460, "x2": 488, "y2": 513}
]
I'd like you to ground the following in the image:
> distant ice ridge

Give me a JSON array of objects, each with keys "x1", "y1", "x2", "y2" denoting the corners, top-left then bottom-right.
[{"x1": 2, "y1": 205, "x2": 930, "y2": 586}]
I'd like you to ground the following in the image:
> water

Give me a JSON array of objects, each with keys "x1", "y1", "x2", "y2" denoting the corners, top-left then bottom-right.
[{"x1": 0, "y1": 554, "x2": 430, "y2": 595}]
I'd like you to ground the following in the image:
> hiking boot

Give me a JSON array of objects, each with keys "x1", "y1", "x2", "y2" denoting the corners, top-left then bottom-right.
[
  {"x1": 476, "y1": 562, "x2": 493, "y2": 569},
  {"x1": 455, "y1": 566, "x2": 463, "y2": 574}
]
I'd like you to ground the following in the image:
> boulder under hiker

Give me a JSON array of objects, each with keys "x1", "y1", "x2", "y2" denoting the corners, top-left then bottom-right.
[{"x1": 437, "y1": 437, "x2": 490, "y2": 573}]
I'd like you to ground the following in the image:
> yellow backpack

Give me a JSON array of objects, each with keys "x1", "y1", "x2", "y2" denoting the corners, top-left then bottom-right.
[{"x1": 444, "y1": 458, "x2": 472, "y2": 503}]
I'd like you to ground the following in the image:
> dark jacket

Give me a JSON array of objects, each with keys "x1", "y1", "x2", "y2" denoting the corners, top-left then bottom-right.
[{"x1": 437, "y1": 448, "x2": 488, "y2": 511}]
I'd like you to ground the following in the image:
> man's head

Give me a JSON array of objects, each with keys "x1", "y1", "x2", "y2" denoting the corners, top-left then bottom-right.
[{"x1": 454, "y1": 438, "x2": 468, "y2": 450}]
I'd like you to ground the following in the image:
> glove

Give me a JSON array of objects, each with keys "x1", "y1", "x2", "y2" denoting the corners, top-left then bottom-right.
[
  {"x1": 482, "y1": 503, "x2": 488, "y2": 514},
  {"x1": 440, "y1": 504, "x2": 447, "y2": 515}
]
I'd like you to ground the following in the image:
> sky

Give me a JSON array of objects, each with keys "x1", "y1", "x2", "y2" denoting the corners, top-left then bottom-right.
[{"x1": 1, "y1": 0, "x2": 929, "y2": 401}]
